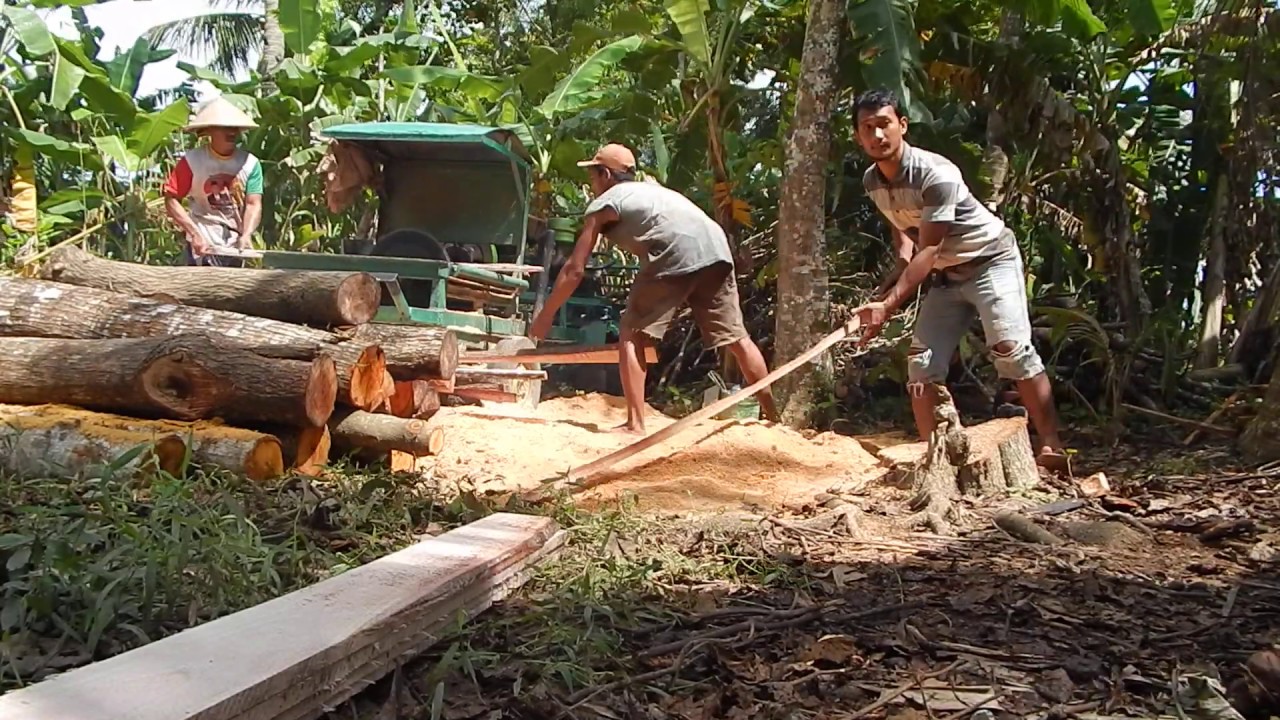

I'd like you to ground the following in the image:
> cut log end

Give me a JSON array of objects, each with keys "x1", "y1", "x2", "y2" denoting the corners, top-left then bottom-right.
[
  {"x1": 153, "y1": 435, "x2": 189, "y2": 477},
  {"x1": 346, "y1": 345, "x2": 391, "y2": 411},
  {"x1": 337, "y1": 273, "x2": 382, "y2": 326},
  {"x1": 243, "y1": 437, "x2": 286, "y2": 482},
  {"x1": 306, "y1": 356, "x2": 339, "y2": 427},
  {"x1": 140, "y1": 350, "x2": 222, "y2": 419},
  {"x1": 426, "y1": 426, "x2": 444, "y2": 456}
]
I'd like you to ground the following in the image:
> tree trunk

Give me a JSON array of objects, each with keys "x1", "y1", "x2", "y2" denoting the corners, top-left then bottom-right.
[
  {"x1": 1241, "y1": 357, "x2": 1280, "y2": 463},
  {"x1": 704, "y1": 89, "x2": 743, "y2": 269},
  {"x1": 329, "y1": 410, "x2": 445, "y2": 456},
  {"x1": 349, "y1": 323, "x2": 459, "y2": 380},
  {"x1": 40, "y1": 245, "x2": 381, "y2": 328},
  {"x1": 0, "y1": 277, "x2": 390, "y2": 411},
  {"x1": 257, "y1": 0, "x2": 285, "y2": 91},
  {"x1": 1196, "y1": 176, "x2": 1229, "y2": 369},
  {"x1": 0, "y1": 335, "x2": 337, "y2": 428},
  {"x1": 0, "y1": 404, "x2": 187, "y2": 480},
  {"x1": 773, "y1": 0, "x2": 840, "y2": 428}
]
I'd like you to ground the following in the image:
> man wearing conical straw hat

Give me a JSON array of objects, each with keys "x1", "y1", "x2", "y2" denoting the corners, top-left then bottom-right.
[{"x1": 162, "y1": 95, "x2": 263, "y2": 267}]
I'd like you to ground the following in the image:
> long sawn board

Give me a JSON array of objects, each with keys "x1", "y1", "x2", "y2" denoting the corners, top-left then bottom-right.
[{"x1": 0, "y1": 513, "x2": 563, "y2": 720}]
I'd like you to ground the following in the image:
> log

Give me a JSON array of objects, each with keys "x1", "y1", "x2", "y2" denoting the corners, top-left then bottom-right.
[
  {"x1": 39, "y1": 245, "x2": 381, "y2": 327},
  {"x1": 387, "y1": 380, "x2": 440, "y2": 419},
  {"x1": 0, "y1": 277, "x2": 390, "y2": 411},
  {"x1": 0, "y1": 404, "x2": 284, "y2": 482},
  {"x1": 350, "y1": 323, "x2": 458, "y2": 381},
  {"x1": 0, "y1": 404, "x2": 187, "y2": 479},
  {"x1": 274, "y1": 425, "x2": 331, "y2": 476},
  {"x1": 329, "y1": 410, "x2": 445, "y2": 456},
  {"x1": 0, "y1": 513, "x2": 565, "y2": 720},
  {"x1": 0, "y1": 335, "x2": 337, "y2": 428}
]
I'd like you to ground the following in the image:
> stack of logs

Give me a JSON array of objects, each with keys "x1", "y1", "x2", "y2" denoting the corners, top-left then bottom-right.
[{"x1": 0, "y1": 245, "x2": 493, "y2": 482}]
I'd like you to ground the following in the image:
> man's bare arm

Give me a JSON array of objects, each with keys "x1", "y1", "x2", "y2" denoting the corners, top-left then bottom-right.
[
  {"x1": 875, "y1": 227, "x2": 915, "y2": 299},
  {"x1": 527, "y1": 207, "x2": 618, "y2": 339},
  {"x1": 164, "y1": 196, "x2": 209, "y2": 253},
  {"x1": 881, "y1": 221, "x2": 949, "y2": 312},
  {"x1": 239, "y1": 194, "x2": 263, "y2": 248}
]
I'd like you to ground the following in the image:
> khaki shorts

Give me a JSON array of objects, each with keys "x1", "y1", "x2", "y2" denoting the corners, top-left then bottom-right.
[{"x1": 622, "y1": 261, "x2": 748, "y2": 349}]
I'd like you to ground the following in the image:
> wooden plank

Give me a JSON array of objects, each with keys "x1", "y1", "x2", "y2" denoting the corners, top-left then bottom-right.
[
  {"x1": 0, "y1": 513, "x2": 560, "y2": 720},
  {"x1": 256, "y1": 529, "x2": 568, "y2": 720},
  {"x1": 549, "y1": 317, "x2": 861, "y2": 490},
  {"x1": 204, "y1": 248, "x2": 544, "y2": 274},
  {"x1": 461, "y1": 342, "x2": 658, "y2": 366}
]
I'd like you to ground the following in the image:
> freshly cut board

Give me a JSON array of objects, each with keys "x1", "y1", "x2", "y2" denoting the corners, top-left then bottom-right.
[
  {"x1": 0, "y1": 513, "x2": 562, "y2": 720},
  {"x1": 460, "y1": 342, "x2": 657, "y2": 366}
]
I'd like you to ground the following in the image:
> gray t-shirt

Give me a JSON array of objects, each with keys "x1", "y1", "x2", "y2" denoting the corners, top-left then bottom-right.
[
  {"x1": 863, "y1": 142, "x2": 1014, "y2": 270},
  {"x1": 584, "y1": 181, "x2": 733, "y2": 278}
]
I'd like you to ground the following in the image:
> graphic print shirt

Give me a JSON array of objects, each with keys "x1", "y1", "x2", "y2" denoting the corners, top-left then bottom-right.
[{"x1": 162, "y1": 146, "x2": 263, "y2": 248}]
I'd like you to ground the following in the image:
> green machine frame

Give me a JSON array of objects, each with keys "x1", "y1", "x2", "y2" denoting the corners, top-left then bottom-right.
[{"x1": 255, "y1": 121, "x2": 609, "y2": 346}]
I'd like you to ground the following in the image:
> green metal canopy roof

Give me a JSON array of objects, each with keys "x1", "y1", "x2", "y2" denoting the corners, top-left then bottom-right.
[{"x1": 319, "y1": 122, "x2": 532, "y2": 167}]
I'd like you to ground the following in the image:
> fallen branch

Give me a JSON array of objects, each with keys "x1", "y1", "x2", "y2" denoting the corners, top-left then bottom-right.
[
  {"x1": 849, "y1": 660, "x2": 968, "y2": 719},
  {"x1": 1122, "y1": 403, "x2": 1235, "y2": 436}
]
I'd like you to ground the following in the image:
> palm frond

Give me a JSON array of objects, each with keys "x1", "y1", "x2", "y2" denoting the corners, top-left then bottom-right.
[{"x1": 143, "y1": 12, "x2": 263, "y2": 77}]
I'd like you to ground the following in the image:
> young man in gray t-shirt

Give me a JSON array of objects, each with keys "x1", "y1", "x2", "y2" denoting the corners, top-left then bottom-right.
[
  {"x1": 848, "y1": 89, "x2": 1066, "y2": 471},
  {"x1": 528, "y1": 143, "x2": 778, "y2": 434}
]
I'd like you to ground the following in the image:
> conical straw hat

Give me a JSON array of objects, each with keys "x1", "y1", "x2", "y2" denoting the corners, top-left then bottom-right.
[{"x1": 185, "y1": 96, "x2": 258, "y2": 131}]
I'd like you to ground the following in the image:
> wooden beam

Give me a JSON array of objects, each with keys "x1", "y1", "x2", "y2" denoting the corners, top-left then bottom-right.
[
  {"x1": 0, "y1": 513, "x2": 564, "y2": 720},
  {"x1": 461, "y1": 342, "x2": 658, "y2": 366},
  {"x1": 546, "y1": 317, "x2": 861, "y2": 491}
]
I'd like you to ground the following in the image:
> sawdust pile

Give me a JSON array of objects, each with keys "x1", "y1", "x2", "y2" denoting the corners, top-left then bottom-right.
[{"x1": 426, "y1": 393, "x2": 884, "y2": 513}]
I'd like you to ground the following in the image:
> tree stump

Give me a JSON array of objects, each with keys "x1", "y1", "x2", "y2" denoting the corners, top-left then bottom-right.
[{"x1": 876, "y1": 387, "x2": 1042, "y2": 534}]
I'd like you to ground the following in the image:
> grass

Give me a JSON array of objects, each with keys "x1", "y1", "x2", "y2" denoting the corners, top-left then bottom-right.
[
  {"x1": 0, "y1": 456, "x2": 490, "y2": 692},
  {"x1": 398, "y1": 498, "x2": 814, "y2": 712}
]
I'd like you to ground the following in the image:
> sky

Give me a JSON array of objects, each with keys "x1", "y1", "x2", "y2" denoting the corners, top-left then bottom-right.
[{"x1": 40, "y1": 0, "x2": 245, "y2": 99}]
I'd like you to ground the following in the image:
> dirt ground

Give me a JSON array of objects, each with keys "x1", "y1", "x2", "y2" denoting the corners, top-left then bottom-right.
[
  {"x1": 424, "y1": 393, "x2": 889, "y2": 514},
  {"x1": 358, "y1": 420, "x2": 1280, "y2": 720}
]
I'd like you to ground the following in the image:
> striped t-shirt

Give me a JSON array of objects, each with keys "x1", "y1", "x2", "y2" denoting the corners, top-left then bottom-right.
[{"x1": 862, "y1": 143, "x2": 1012, "y2": 270}]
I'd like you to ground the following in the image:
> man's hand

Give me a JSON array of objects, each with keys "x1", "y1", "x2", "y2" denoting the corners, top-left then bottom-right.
[
  {"x1": 852, "y1": 301, "x2": 888, "y2": 344},
  {"x1": 187, "y1": 232, "x2": 211, "y2": 257}
]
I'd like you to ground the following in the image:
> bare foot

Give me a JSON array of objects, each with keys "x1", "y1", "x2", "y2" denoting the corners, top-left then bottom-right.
[
  {"x1": 610, "y1": 421, "x2": 645, "y2": 436},
  {"x1": 1035, "y1": 446, "x2": 1068, "y2": 473}
]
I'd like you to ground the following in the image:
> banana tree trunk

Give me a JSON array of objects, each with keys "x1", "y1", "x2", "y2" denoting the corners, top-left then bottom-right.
[
  {"x1": 774, "y1": 0, "x2": 841, "y2": 427},
  {"x1": 704, "y1": 90, "x2": 749, "y2": 270}
]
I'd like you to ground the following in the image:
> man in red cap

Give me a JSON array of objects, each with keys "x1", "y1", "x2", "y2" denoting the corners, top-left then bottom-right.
[{"x1": 528, "y1": 143, "x2": 779, "y2": 435}]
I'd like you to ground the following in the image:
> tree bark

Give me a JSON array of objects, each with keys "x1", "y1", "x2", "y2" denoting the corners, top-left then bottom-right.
[
  {"x1": 1196, "y1": 176, "x2": 1229, "y2": 369},
  {"x1": 0, "y1": 403, "x2": 284, "y2": 481},
  {"x1": 1241, "y1": 357, "x2": 1280, "y2": 463},
  {"x1": 349, "y1": 323, "x2": 459, "y2": 381},
  {"x1": 773, "y1": 0, "x2": 840, "y2": 428},
  {"x1": 256, "y1": 0, "x2": 285, "y2": 95},
  {"x1": 0, "y1": 277, "x2": 390, "y2": 411},
  {"x1": 329, "y1": 410, "x2": 445, "y2": 456},
  {"x1": 40, "y1": 245, "x2": 381, "y2": 328},
  {"x1": 0, "y1": 334, "x2": 337, "y2": 428},
  {"x1": 0, "y1": 404, "x2": 187, "y2": 480}
]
